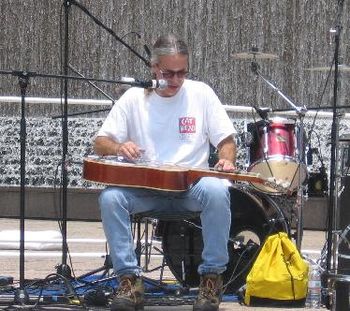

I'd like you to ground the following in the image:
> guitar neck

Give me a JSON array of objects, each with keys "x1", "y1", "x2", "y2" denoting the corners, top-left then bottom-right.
[{"x1": 188, "y1": 169, "x2": 265, "y2": 185}]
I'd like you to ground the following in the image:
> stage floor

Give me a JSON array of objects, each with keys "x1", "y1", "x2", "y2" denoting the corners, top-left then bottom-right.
[{"x1": 0, "y1": 218, "x2": 327, "y2": 310}]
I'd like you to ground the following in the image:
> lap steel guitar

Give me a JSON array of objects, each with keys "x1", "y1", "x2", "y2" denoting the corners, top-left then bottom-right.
[{"x1": 83, "y1": 156, "x2": 288, "y2": 192}]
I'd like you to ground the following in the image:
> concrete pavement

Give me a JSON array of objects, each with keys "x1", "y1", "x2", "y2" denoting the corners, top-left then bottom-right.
[{"x1": 0, "y1": 218, "x2": 328, "y2": 310}]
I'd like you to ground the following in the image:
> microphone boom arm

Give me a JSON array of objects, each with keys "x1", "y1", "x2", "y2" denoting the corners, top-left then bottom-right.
[
  {"x1": 0, "y1": 69, "x2": 160, "y2": 89},
  {"x1": 67, "y1": 0, "x2": 151, "y2": 68}
]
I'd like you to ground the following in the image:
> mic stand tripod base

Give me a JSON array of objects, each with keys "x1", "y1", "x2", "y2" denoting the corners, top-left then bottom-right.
[
  {"x1": 14, "y1": 288, "x2": 29, "y2": 305},
  {"x1": 56, "y1": 263, "x2": 72, "y2": 279}
]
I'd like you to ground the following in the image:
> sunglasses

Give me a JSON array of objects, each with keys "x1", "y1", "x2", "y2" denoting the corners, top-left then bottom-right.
[{"x1": 159, "y1": 69, "x2": 189, "y2": 79}]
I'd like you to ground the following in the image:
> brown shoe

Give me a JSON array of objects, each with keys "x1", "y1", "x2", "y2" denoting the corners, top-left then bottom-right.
[
  {"x1": 193, "y1": 274, "x2": 223, "y2": 311},
  {"x1": 110, "y1": 274, "x2": 144, "y2": 311}
]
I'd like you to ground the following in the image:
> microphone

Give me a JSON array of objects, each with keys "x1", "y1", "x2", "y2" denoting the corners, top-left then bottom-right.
[{"x1": 120, "y1": 77, "x2": 168, "y2": 89}]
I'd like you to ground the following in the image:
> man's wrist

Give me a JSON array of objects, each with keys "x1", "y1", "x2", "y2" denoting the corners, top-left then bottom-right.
[{"x1": 114, "y1": 144, "x2": 120, "y2": 155}]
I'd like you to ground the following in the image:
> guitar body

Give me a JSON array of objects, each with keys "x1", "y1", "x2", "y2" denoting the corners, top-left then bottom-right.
[
  {"x1": 83, "y1": 156, "x2": 284, "y2": 192},
  {"x1": 83, "y1": 157, "x2": 190, "y2": 191}
]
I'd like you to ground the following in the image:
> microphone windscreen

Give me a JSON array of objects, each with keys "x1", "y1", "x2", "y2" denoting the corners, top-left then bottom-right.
[{"x1": 158, "y1": 79, "x2": 168, "y2": 89}]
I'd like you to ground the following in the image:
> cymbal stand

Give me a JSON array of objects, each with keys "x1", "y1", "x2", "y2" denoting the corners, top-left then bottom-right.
[{"x1": 251, "y1": 62, "x2": 307, "y2": 249}]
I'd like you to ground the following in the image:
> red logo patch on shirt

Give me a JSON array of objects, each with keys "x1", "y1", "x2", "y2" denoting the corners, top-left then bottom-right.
[{"x1": 179, "y1": 117, "x2": 196, "y2": 133}]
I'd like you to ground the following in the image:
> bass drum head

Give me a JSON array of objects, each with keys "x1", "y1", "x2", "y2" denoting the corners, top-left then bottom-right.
[
  {"x1": 248, "y1": 157, "x2": 307, "y2": 194},
  {"x1": 160, "y1": 185, "x2": 289, "y2": 293}
]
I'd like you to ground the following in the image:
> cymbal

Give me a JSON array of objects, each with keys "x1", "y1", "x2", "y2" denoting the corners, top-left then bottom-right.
[
  {"x1": 232, "y1": 51, "x2": 278, "y2": 60},
  {"x1": 305, "y1": 64, "x2": 350, "y2": 72}
]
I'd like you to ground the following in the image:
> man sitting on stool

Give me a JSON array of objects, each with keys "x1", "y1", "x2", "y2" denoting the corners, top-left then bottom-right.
[{"x1": 94, "y1": 33, "x2": 237, "y2": 311}]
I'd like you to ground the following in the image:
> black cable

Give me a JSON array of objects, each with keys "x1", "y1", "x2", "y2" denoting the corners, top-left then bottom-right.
[
  {"x1": 222, "y1": 222, "x2": 278, "y2": 292},
  {"x1": 31, "y1": 273, "x2": 86, "y2": 309}
]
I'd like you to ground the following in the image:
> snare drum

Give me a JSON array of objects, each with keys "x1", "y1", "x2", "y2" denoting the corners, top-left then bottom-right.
[{"x1": 247, "y1": 117, "x2": 307, "y2": 194}]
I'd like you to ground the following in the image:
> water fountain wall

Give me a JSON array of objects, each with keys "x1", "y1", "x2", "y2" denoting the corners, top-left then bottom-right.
[
  {"x1": 0, "y1": 97, "x2": 347, "y2": 227},
  {"x1": 1, "y1": 98, "x2": 349, "y2": 189}
]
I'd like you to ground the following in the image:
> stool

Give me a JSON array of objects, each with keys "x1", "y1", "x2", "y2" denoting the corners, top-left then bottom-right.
[{"x1": 132, "y1": 211, "x2": 201, "y2": 287}]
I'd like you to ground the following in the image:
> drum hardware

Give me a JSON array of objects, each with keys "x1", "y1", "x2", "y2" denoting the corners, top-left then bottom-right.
[
  {"x1": 248, "y1": 60, "x2": 307, "y2": 250},
  {"x1": 337, "y1": 225, "x2": 350, "y2": 254},
  {"x1": 306, "y1": 144, "x2": 317, "y2": 166},
  {"x1": 253, "y1": 106, "x2": 271, "y2": 120}
]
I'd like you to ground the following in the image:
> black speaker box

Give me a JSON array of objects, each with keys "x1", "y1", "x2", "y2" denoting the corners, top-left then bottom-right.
[{"x1": 336, "y1": 176, "x2": 350, "y2": 310}]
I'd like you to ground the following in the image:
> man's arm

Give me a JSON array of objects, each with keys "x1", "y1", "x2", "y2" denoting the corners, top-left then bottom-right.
[
  {"x1": 94, "y1": 136, "x2": 119, "y2": 156},
  {"x1": 214, "y1": 135, "x2": 237, "y2": 172},
  {"x1": 94, "y1": 136, "x2": 143, "y2": 161}
]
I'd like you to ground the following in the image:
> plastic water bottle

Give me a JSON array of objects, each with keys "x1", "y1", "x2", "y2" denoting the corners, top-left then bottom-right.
[{"x1": 305, "y1": 264, "x2": 321, "y2": 308}]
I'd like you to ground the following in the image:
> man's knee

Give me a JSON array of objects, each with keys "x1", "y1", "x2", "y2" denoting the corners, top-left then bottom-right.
[
  {"x1": 199, "y1": 177, "x2": 230, "y2": 198},
  {"x1": 99, "y1": 187, "x2": 125, "y2": 210}
]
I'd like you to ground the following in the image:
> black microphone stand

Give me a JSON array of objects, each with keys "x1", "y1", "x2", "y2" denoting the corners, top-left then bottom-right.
[
  {"x1": 14, "y1": 71, "x2": 30, "y2": 305},
  {"x1": 326, "y1": 0, "x2": 344, "y2": 273},
  {"x1": 324, "y1": 1, "x2": 347, "y2": 309},
  {"x1": 58, "y1": 0, "x2": 152, "y2": 276},
  {"x1": 58, "y1": 0, "x2": 71, "y2": 278}
]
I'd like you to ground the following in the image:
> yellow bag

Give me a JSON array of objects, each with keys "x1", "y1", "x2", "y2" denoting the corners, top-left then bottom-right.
[{"x1": 244, "y1": 232, "x2": 309, "y2": 307}]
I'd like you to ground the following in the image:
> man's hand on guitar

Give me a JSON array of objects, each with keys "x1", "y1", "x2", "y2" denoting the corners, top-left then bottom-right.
[
  {"x1": 117, "y1": 141, "x2": 144, "y2": 162},
  {"x1": 214, "y1": 159, "x2": 236, "y2": 172}
]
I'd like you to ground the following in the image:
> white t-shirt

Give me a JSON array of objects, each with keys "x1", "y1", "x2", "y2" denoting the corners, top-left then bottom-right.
[{"x1": 97, "y1": 79, "x2": 236, "y2": 168}]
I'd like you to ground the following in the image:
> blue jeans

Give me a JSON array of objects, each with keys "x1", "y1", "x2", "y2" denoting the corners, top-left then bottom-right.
[{"x1": 99, "y1": 177, "x2": 232, "y2": 277}]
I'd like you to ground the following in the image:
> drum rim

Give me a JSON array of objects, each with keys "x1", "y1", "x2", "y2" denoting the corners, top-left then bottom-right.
[
  {"x1": 267, "y1": 117, "x2": 296, "y2": 125},
  {"x1": 247, "y1": 158, "x2": 308, "y2": 194},
  {"x1": 229, "y1": 184, "x2": 289, "y2": 233},
  {"x1": 248, "y1": 155, "x2": 307, "y2": 168}
]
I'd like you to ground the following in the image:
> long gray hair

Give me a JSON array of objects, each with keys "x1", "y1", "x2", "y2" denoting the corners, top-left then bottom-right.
[{"x1": 151, "y1": 34, "x2": 189, "y2": 65}]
